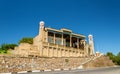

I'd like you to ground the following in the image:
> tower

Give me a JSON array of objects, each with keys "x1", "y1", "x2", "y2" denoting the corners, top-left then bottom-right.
[
  {"x1": 39, "y1": 21, "x2": 45, "y2": 42},
  {"x1": 38, "y1": 21, "x2": 45, "y2": 56},
  {"x1": 88, "y1": 34, "x2": 95, "y2": 55},
  {"x1": 39, "y1": 21, "x2": 45, "y2": 34}
]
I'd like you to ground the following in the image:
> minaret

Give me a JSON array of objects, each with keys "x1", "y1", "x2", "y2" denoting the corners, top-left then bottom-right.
[
  {"x1": 88, "y1": 34, "x2": 95, "y2": 55},
  {"x1": 38, "y1": 21, "x2": 45, "y2": 56},
  {"x1": 39, "y1": 21, "x2": 44, "y2": 34},
  {"x1": 39, "y1": 21, "x2": 45, "y2": 42}
]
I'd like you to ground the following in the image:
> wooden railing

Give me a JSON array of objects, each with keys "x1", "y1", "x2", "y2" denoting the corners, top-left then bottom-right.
[{"x1": 42, "y1": 42, "x2": 84, "y2": 52}]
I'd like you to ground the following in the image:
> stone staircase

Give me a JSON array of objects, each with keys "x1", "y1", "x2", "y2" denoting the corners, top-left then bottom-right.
[{"x1": 81, "y1": 55, "x2": 115, "y2": 69}]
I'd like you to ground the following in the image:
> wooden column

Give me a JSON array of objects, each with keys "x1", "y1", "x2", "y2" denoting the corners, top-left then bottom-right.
[
  {"x1": 54, "y1": 32, "x2": 56, "y2": 44},
  {"x1": 61, "y1": 33, "x2": 63, "y2": 45},
  {"x1": 46, "y1": 31, "x2": 48, "y2": 42},
  {"x1": 77, "y1": 38, "x2": 79, "y2": 49},
  {"x1": 70, "y1": 35, "x2": 72, "y2": 47}
]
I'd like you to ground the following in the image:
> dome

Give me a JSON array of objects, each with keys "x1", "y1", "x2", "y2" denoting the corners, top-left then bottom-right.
[
  {"x1": 39, "y1": 21, "x2": 45, "y2": 25},
  {"x1": 88, "y1": 34, "x2": 93, "y2": 37}
]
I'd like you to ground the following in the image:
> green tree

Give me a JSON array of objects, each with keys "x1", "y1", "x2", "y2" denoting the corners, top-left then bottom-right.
[
  {"x1": 106, "y1": 52, "x2": 115, "y2": 59},
  {"x1": 106, "y1": 52, "x2": 120, "y2": 65},
  {"x1": 0, "y1": 44, "x2": 17, "y2": 54},
  {"x1": 18, "y1": 37, "x2": 33, "y2": 44},
  {"x1": 106, "y1": 52, "x2": 116, "y2": 64},
  {"x1": 117, "y1": 52, "x2": 120, "y2": 57},
  {"x1": 1, "y1": 44, "x2": 17, "y2": 50},
  {"x1": 0, "y1": 48, "x2": 2, "y2": 53},
  {"x1": 116, "y1": 52, "x2": 120, "y2": 65}
]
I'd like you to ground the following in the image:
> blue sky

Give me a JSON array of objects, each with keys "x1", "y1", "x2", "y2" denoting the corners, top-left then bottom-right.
[{"x1": 0, "y1": 0, "x2": 120, "y2": 55}]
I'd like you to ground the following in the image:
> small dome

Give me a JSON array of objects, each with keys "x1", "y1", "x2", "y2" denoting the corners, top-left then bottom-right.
[
  {"x1": 39, "y1": 21, "x2": 45, "y2": 25},
  {"x1": 88, "y1": 34, "x2": 93, "y2": 37},
  {"x1": 96, "y1": 51, "x2": 99, "y2": 53}
]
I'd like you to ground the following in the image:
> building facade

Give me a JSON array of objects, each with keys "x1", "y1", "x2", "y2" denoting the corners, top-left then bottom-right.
[{"x1": 14, "y1": 21, "x2": 95, "y2": 57}]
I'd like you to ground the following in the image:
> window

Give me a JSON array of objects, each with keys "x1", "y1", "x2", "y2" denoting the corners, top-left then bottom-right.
[
  {"x1": 48, "y1": 36, "x2": 54, "y2": 43},
  {"x1": 55, "y1": 38, "x2": 61, "y2": 45}
]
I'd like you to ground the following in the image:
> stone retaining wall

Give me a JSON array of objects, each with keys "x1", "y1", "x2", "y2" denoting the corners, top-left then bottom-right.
[{"x1": 0, "y1": 55, "x2": 91, "y2": 73}]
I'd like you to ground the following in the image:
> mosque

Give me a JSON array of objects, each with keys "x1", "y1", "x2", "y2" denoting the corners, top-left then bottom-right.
[{"x1": 14, "y1": 21, "x2": 95, "y2": 57}]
